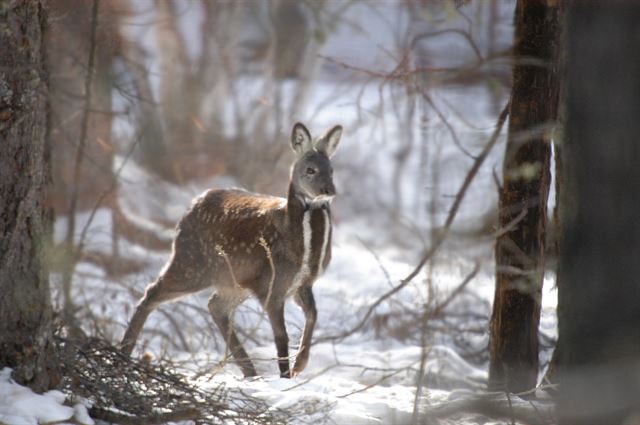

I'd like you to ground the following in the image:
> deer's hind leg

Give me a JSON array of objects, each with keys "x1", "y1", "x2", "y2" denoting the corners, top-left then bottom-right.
[
  {"x1": 208, "y1": 292, "x2": 257, "y2": 378},
  {"x1": 264, "y1": 298, "x2": 290, "y2": 378},
  {"x1": 121, "y1": 262, "x2": 204, "y2": 356},
  {"x1": 253, "y1": 277, "x2": 291, "y2": 378}
]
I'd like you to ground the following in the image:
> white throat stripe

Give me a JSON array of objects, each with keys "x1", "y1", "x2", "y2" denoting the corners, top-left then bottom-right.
[
  {"x1": 317, "y1": 209, "x2": 330, "y2": 275},
  {"x1": 290, "y1": 210, "x2": 311, "y2": 294}
]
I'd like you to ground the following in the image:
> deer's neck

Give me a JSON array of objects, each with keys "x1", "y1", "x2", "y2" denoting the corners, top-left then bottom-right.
[
  {"x1": 285, "y1": 183, "x2": 332, "y2": 279},
  {"x1": 285, "y1": 183, "x2": 330, "y2": 221}
]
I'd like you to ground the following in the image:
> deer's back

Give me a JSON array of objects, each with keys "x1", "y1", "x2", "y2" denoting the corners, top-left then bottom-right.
[{"x1": 172, "y1": 189, "x2": 289, "y2": 291}]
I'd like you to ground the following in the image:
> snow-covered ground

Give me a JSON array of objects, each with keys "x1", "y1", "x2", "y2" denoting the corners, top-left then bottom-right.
[
  {"x1": 5, "y1": 155, "x2": 557, "y2": 424},
  {"x1": 0, "y1": 369, "x2": 93, "y2": 425},
  {"x1": 3, "y1": 215, "x2": 558, "y2": 424}
]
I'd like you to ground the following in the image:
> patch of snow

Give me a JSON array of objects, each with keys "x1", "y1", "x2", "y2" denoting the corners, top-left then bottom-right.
[{"x1": 0, "y1": 368, "x2": 93, "y2": 425}]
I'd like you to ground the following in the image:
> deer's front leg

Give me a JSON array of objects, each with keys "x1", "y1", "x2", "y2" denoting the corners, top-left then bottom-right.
[
  {"x1": 265, "y1": 300, "x2": 291, "y2": 378},
  {"x1": 292, "y1": 285, "x2": 317, "y2": 377}
]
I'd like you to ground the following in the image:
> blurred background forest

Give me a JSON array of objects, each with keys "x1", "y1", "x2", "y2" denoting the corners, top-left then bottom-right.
[
  {"x1": 48, "y1": 0, "x2": 512, "y2": 252},
  {"x1": 47, "y1": 1, "x2": 521, "y2": 338}
]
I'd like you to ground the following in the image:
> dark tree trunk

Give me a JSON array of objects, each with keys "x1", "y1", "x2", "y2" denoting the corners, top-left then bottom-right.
[
  {"x1": 0, "y1": 0, "x2": 58, "y2": 392},
  {"x1": 489, "y1": 0, "x2": 560, "y2": 393},
  {"x1": 558, "y1": 2, "x2": 640, "y2": 424}
]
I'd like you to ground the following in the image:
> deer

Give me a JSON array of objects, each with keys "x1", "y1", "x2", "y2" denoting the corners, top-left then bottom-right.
[{"x1": 120, "y1": 122, "x2": 343, "y2": 378}]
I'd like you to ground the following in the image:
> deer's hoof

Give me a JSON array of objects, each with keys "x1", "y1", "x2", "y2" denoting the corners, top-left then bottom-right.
[
  {"x1": 280, "y1": 370, "x2": 291, "y2": 379},
  {"x1": 241, "y1": 366, "x2": 258, "y2": 378},
  {"x1": 292, "y1": 357, "x2": 308, "y2": 376}
]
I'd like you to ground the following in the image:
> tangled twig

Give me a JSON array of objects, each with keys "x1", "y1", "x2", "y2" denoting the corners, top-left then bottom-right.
[{"x1": 56, "y1": 336, "x2": 288, "y2": 424}]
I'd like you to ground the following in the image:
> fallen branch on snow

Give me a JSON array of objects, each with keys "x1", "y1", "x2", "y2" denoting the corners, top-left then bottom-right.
[{"x1": 423, "y1": 392, "x2": 555, "y2": 425}]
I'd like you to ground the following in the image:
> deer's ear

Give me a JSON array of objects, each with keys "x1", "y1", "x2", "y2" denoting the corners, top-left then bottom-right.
[
  {"x1": 315, "y1": 125, "x2": 342, "y2": 158},
  {"x1": 291, "y1": 123, "x2": 313, "y2": 156}
]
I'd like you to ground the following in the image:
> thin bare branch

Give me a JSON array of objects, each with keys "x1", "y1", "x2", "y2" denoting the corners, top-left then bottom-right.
[
  {"x1": 61, "y1": 0, "x2": 100, "y2": 315},
  {"x1": 337, "y1": 365, "x2": 414, "y2": 398},
  {"x1": 421, "y1": 89, "x2": 476, "y2": 159},
  {"x1": 75, "y1": 135, "x2": 139, "y2": 257},
  {"x1": 430, "y1": 261, "x2": 481, "y2": 318}
]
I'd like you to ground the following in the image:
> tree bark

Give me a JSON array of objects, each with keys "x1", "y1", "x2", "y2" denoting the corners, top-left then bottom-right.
[
  {"x1": 489, "y1": 0, "x2": 560, "y2": 393},
  {"x1": 558, "y1": 2, "x2": 640, "y2": 424},
  {"x1": 0, "y1": 0, "x2": 58, "y2": 392}
]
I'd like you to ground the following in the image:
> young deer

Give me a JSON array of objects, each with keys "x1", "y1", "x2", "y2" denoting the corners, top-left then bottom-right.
[{"x1": 120, "y1": 122, "x2": 342, "y2": 378}]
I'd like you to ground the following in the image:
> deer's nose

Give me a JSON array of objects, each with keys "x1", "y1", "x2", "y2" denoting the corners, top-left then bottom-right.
[{"x1": 321, "y1": 184, "x2": 336, "y2": 197}]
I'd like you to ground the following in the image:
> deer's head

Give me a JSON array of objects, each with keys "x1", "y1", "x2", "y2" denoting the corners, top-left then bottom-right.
[{"x1": 290, "y1": 122, "x2": 343, "y2": 204}]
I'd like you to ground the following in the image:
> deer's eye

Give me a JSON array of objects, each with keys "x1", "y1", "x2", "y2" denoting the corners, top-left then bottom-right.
[{"x1": 306, "y1": 167, "x2": 316, "y2": 175}]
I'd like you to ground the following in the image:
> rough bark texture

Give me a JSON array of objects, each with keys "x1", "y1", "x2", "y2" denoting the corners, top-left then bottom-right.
[
  {"x1": 558, "y1": 2, "x2": 640, "y2": 424},
  {"x1": 489, "y1": 0, "x2": 560, "y2": 393},
  {"x1": 0, "y1": 0, "x2": 58, "y2": 392}
]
